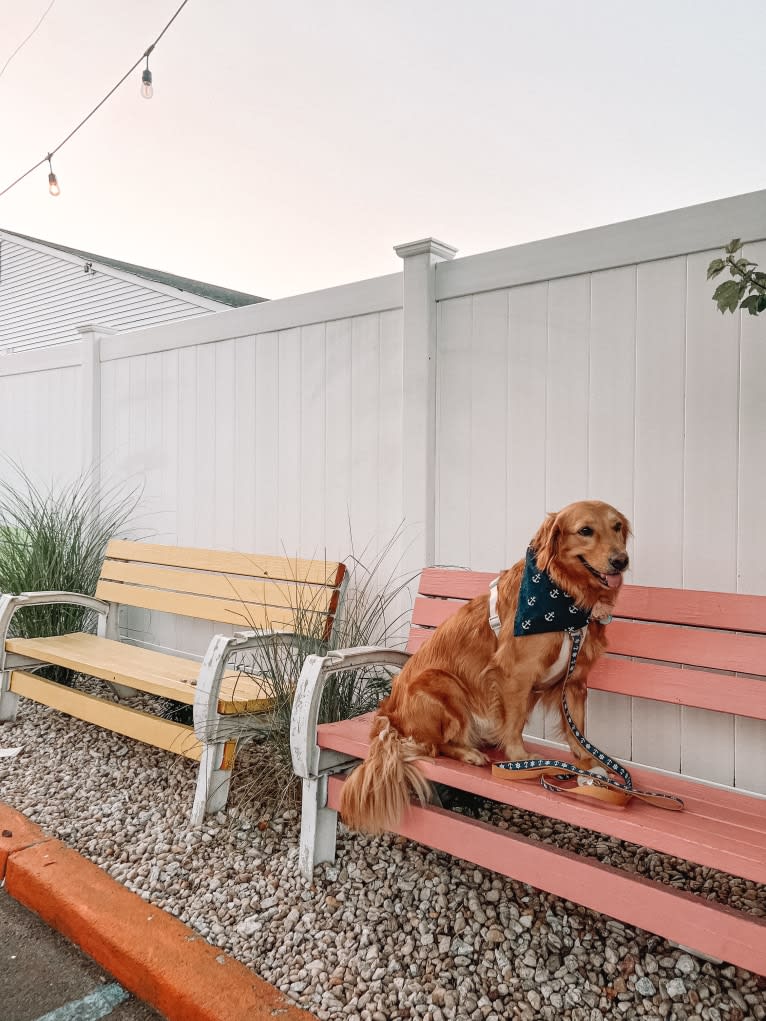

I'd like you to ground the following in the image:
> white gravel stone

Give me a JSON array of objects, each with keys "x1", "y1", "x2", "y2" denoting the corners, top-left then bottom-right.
[
  {"x1": 675, "y1": 953, "x2": 697, "y2": 975},
  {"x1": 1, "y1": 693, "x2": 764, "y2": 1021},
  {"x1": 635, "y1": 977, "x2": 656, "y2": 997},
  {"x1": 666, "y1": 977, "x2": 687, "y2": 998}
]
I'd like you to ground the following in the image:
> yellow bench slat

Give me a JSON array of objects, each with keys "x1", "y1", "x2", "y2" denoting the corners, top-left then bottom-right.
[
  {"x1": 104, "y1": 540, "x2": 345, "y2": 587},
  {"x1": 98, "y1": 560, "x2": 336, "y2": 613},
  {"x1": 94, "y1": 580, "x2": 321, "y2": 630},
  {"x1": 9, "y1": 670, "x2": 205, "y2": 760},
  {"x1": 5, "y1": 634, "x2": 276, "y2": 715}
]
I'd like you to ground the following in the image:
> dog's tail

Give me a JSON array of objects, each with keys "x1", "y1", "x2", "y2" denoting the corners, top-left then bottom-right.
[{"x1": 339, "y1": 716, "x2": 432, "y2": 834}]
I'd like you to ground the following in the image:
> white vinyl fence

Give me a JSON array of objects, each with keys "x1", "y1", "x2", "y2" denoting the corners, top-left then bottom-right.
[
  {"x1": 0, "y1": 345, "x2": 83, "y2": 485},
  {"x1": 1, "y1": 189, "x2": 765, "y2": 793}
]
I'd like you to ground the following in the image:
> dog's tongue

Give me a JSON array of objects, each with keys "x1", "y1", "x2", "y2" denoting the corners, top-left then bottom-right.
[{"x1": 605, "y1": 573, "x2": 623, "y2": 590}]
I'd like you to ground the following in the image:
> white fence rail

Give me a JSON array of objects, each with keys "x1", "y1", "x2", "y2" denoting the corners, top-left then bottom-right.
[{"x1": 1, "y1": 190, "x2": 765, "y2": 792}]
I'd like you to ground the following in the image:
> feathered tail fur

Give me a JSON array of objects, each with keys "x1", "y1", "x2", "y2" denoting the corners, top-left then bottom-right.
[{"x1": 338, "y1": 716, "x2": 432, "y2": 833}]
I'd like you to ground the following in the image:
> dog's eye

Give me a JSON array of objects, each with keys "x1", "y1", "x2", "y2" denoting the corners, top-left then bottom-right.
[
  {"x1": 614, "y1": 522, "x2": 623, "y2": 532},
  {"x1": 578, "y1": 526, "x2": 593, "y2": 537}
]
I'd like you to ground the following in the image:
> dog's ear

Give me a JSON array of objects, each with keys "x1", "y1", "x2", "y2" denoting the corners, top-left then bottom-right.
[
  {"x1": 620, "y1": 514, "x2": 633, "y2": 542},
  {"x1": 531, "y1": 512, "x2": 560, "y2": 571}
]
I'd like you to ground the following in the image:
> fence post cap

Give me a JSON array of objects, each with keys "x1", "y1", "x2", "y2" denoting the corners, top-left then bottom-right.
[{"x1": 394, "y1": 238, "x2": 457, "y2": 261}]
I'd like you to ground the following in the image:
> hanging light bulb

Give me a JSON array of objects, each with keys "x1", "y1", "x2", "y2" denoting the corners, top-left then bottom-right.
[
  {"x1": 141, "y1": 52, "x2": 153, "y2": 99},
  {"x1": 47, "y1": 154, "x2": 60, "y2": 196}
]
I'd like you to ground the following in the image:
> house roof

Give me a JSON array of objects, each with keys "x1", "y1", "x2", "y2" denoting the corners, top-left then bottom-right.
[{"x1": 1, "y1": 229, "x2": 267, "y2": 307}]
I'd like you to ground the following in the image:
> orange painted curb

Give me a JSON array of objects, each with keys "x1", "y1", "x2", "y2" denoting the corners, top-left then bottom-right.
[
  {"x1": 0, "y1": 802, "x2": 48, "y2": 878},
  {"x1": 6, "y1": 837, "x2": 315, "y2": 1021}
]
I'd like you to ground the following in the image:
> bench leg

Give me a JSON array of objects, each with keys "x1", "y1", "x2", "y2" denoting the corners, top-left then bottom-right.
[
  {"x1": 299, "y1": 775, "x2": 338, "y2": 880},
  {"x1": 0, "y1": 670, "x2": 19, "y2": 721},
  {"x1": 190, "y1": 739, "x2": 236, "y2": 827}
]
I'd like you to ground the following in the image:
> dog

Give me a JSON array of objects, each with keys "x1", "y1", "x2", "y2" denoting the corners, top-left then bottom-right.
[{"x1": 339, "y1": 499, "x2": 631, "y2": 834}]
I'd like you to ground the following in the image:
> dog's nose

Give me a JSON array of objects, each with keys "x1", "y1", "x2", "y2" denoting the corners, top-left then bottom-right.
[{"x1": 609, "y1": 554, "x2": 629, "y2": 572}]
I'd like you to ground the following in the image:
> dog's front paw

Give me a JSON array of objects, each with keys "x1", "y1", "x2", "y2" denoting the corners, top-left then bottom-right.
[
  {"x1": 591, "y1": 600, "x2": 613, "y2": 621},
  {"x1": 460, "y1": 748, "x2": 490, "y2": 766},
  {"x1": 502, "y1": 743, "x2": 529, "y2": 762}
]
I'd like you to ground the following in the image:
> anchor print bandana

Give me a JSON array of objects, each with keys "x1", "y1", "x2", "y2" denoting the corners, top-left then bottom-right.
[{"x1": 513, "y1": 547, "x2": 591, "y2": 637}]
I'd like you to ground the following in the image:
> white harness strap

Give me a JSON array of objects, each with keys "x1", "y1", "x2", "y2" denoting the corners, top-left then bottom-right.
[{"x1": 488, "y1": 576, "x2": 502, "y2": 637}]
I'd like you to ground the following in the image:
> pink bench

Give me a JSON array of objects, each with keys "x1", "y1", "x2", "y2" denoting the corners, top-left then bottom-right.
[{"x1": 290, "y1": 570, "x2": 766, "y2": 973}]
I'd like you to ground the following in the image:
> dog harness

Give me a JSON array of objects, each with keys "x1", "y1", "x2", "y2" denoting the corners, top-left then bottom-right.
[{"x1": 488, "y1": 551, "x2": 684, "y2": 811}]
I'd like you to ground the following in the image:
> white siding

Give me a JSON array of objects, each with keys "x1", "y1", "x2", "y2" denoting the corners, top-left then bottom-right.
[{"x1": 0, "y1": 236, "x2": 219, "y2": 353}]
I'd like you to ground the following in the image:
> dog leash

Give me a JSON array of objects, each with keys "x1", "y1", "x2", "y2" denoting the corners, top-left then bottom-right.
[{"x1": 492, "y1": 627, "x2": 685, "y2": 811}]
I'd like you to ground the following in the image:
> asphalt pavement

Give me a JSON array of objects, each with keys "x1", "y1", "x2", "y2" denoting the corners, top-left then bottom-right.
[{"x1": 0, "y1": 887, "x2": 162, "y2": 1021}]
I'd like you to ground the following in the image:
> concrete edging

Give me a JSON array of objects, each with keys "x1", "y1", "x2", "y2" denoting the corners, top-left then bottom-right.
[{"x1": 0, "y1": 803, "x2": 315, "y2": 1021}]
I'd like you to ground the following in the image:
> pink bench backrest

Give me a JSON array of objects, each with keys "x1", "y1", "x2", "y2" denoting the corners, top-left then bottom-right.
[{"x1": 407, "y1": 569, "x2": 766, "y2": 722}]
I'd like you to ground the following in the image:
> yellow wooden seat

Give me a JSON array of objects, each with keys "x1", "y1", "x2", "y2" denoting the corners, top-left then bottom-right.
[
  {"x1": 0, "y1": 541, "x2": 346, "y2": 825},
  {"x1": 5, "y1": 634, "x2": 276, "y2": 714}
]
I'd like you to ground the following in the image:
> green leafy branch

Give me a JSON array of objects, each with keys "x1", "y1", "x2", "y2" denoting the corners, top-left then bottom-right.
[{"x1": 708, "y1": 239, "x2": 766, "y2": 316}]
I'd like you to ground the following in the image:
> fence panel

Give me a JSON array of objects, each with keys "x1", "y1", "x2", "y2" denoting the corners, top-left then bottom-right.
[{"x1": 0, "y1": 348, "x2": 82, "y2": 489}]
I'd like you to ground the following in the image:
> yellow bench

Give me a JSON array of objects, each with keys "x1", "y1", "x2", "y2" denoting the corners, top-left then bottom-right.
[{"x1": 0, "y1": 541, "x2": 346, "y2": 825}]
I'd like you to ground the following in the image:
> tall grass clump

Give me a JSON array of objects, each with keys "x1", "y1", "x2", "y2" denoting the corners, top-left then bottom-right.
[
  {"x1": 0, "y1": 463, "x2": 137, "y2": 685},
  {"x1": 226, "y1": 527, "x2": 417, "y2": 808}
]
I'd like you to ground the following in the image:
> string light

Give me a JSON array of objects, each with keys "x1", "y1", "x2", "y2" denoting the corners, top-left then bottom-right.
[
  {"x1": 47, "y1": 154, "x2": 60, "y2": 196},
  {"x1": 0, "y1": 0, "x2": 58, "y2": 81},
  {"x1": 0, "y1": 0, "x2": 191, "y2": 200},
  {"x1": 141, "y1": 46, "x2": 154, "y2": 99}
]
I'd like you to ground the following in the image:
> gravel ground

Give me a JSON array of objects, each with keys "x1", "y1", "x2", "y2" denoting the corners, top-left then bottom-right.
[{"x1": 1, "y1": 692, "x2": 765, "y2": 1021}]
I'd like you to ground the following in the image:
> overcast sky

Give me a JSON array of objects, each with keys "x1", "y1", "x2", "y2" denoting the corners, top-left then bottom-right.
[{"x1": 1, "y1": 0, "x2": 764, "y2": 299}]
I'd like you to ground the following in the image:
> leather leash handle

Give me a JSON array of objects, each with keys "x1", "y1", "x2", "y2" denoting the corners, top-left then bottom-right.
[
  {"x1": 491, "y1": 760, "x2": 684, "y2": 810},
  {"x1": 492, "y1": 760, "x2": 631, "y2": 807}
]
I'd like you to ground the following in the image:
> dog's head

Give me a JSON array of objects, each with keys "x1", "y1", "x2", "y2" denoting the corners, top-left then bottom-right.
[{"x1": 531, "y1": 500, "x2": 631, "y2": 601}]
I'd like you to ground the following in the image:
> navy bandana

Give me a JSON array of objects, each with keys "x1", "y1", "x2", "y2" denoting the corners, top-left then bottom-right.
[{"x1": 513, "y1": 547, "x2": 591, "y2": 637}]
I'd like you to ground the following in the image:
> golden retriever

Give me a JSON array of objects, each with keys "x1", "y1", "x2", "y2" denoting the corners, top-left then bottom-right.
[{"x1": 339, "y1": 499, "x2": 631, "y2": 833}]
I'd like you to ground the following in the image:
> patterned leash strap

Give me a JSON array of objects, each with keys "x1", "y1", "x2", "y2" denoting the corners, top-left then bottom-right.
[{"x1": 493, "y1": 628, "x2": 684, "y2": 811}]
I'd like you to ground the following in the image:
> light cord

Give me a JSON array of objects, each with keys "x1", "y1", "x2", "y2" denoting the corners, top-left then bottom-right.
[{"x1": 0, "y1": 0, "x2": 192, "y2": 199}]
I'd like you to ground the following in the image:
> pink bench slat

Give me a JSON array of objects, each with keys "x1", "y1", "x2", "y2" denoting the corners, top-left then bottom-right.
[
  {"x1": 411, "y1": 596, "x2": 471, "y2": 629},
  {"x1": 588, "y1": 658, "x2": 766, "y2": 721},
  {"x1": 417, "y1": 568, "x2": 496, "y2": 600},
  {"x1": 615, "y1": 585, "x2": 766, "y2": 634},
  {"x1": 326, "y1": 775, "x2": 766, "y2": 976},
  {"x1": 418, "y1": 575, "x2": 766, "y2": 634},
  {"x1": 405, "y1": 626, "x2": 433, "y2": 655},
  {"x1": 606, "y1": 620, "x2": 766, "y2": 677}
]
